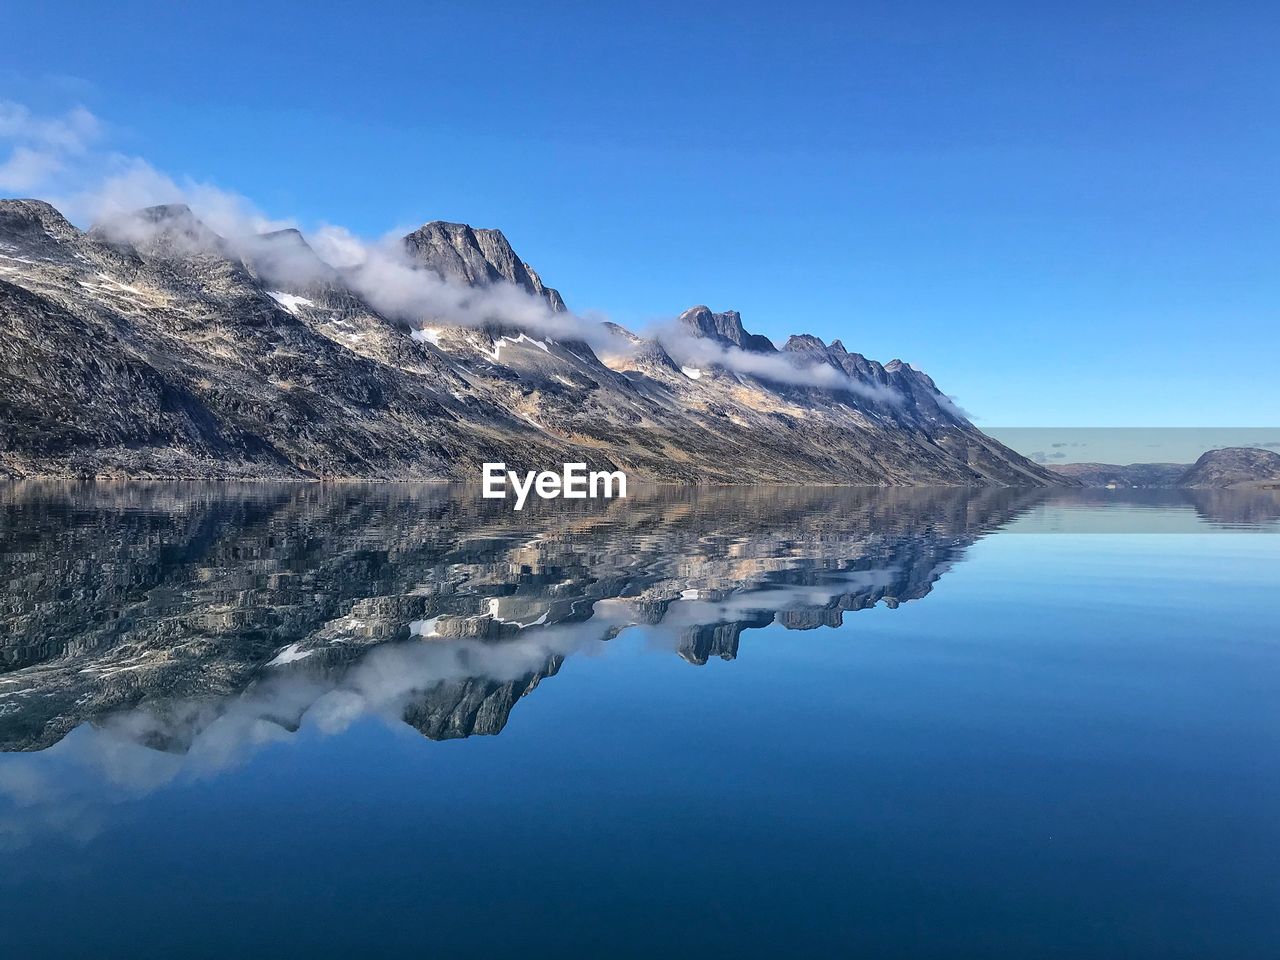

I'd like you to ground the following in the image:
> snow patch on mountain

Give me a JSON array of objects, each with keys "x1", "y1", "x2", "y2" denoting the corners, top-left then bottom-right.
[
  {"x1": 267, "y1": 643, "x2": 313, "y2": 666},
  {"x1": 267, "y1": 291, "x2": 315, "y2": 315}
]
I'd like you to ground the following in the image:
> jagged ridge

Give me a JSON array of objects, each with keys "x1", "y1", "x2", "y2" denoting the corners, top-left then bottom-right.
[{"x1": 0, "y1": 198, "x2": 1063, "y2": 485}]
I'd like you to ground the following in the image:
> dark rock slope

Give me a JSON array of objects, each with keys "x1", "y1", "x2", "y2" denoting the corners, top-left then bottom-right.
[{"x1": 0, "y1": 198, "x2": 1061, "y2": 484}]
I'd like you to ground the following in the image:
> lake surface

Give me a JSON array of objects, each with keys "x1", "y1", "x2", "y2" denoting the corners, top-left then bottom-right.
[{"x1": 1, "y1": 483, "x2": 1277, "y2": 959}]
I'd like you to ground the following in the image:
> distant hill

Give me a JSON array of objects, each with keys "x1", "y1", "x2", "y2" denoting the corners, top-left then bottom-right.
[
  {"x1": 1050, "y1": 447, "x2": 1280, "y2": 488},
  {"x1": 1178, "y1": 447, "x2": 1280, "y2": 488},
  {"x1": 1049, "y1": 462, "x2": 1188, "y2": 488}
]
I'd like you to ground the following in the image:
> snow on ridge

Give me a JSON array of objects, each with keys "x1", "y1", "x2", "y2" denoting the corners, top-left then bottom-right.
[
  {"x1": 409, "y1": 617, "x2": 441, "y2": 638},
  {"x1": 681, "y1": 366, "x2": 703, "y2": 380},
  {"x1": 266, "y1": 643, "x2": 313, "y2": 666},
  {"x1": 97, "y1": 272, "x2": 143, "y2": 295},
  {"x1": 506, "y1": 332, "x2": 551, "y2": 353},
  {"x1": 267, "y1": 291, "x2": 315, "y2": 315},
  {"x1": 412, "y1": 326, "x2": 443, "y2": 346},
  {"x1": 486, "y1": 597, "x2": 550, "y2": 629},
  {"x1": 485, "y1": 332, "x2": 553, "y2": 362}
]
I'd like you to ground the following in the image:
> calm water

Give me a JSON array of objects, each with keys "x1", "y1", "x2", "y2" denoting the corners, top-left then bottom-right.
[{"x1": 1, "y1": 483, "x2": 1277, "y2": 959}]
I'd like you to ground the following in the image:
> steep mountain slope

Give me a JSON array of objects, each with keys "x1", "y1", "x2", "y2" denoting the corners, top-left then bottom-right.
[{"x1": 0, "y1": 198, "x2": 1061, "y2": 484}]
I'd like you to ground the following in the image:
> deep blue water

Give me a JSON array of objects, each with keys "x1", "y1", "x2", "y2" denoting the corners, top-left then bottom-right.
[{"x1": 0, "y1": 485, "x2": 1277, "y2": 958}]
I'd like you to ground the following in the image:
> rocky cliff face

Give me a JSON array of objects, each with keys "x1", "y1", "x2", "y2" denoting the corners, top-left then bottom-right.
[
  {"x1": 679, "y1": 305, "x2": 777, "y2": 353},
  {"x1": 403, "y1": 220, "x2": 567, "y2": 312},
  {"x1": 0, "y1": 198, "x2": 1061, "y2": 484}
]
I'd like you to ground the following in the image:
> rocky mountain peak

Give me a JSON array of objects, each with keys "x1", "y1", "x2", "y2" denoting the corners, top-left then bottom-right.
[
  {"x1": 0, "y1": 197, "x2": 80, "y2": 238},
  {"x1": 91, "y1": 203, "x2": 226, "y2": 259},
  {"x1": 241, "y1": 227, "x2": 336, "y2": 290},
  {"x1": 402, "y1": 220, "x2": 566, "y2": 312},
  {"x1": 776, "y1": 333, "x2": 885, "y2": 388},
  {"x1": 678, "y1": 305, "x2": 777, "y2": 353},
  {"x1": 599, "y1": 321, "x2": 680, "y2": 371},
  {"x1": 260, "y1": 226, "x2": 306, "y2": 244},
  {"x1": 0, "y1": 198, "x2": 82, "y2": 255},
  {"x1": 602, "y1": 320, "x2": 642, "y2": 345},
  {"x1": 138, "y1": 202, "x2": 197, "y2": 222},
  {"x1": 782, "y1": 333, "x2": 827, "y2": 352},
  {"x1": 883, "y1": 359, "x2": 943, "y2": 395}
]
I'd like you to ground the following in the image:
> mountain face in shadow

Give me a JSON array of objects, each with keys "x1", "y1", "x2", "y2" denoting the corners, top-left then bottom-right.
[
  {"x1": 0, "y1": 483, "x2": 1050, "y2": 753},
  {"x1": 0, "y1": 198, "x2": 1058, "y2": 485}
]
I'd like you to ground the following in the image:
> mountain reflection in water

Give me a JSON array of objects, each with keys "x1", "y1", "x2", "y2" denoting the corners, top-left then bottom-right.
[
  {"x1": 2, "y1": 483, "x2": 1276, "y2": 764},
  {"x1": 0, "y1": 484, "x2": 1046, "y2": 755},
  {"x1": 2, "y1": 483, "x2": 1279, "y2": 959}
]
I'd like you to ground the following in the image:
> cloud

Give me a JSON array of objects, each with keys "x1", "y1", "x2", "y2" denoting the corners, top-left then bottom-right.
[
  {"x1": 43, "y1": 146, "x2": 609, "y2": 347},
  {"x1": 652, "y1": 324, "x2": 903, "y2": 403},
  {"x1": 0, "y1": 145, "x2": 64, "y2": 191},
  {"x1": 338, "y1": 237, "x2": 575, "y2": 337},
  {"x1": 937, "y1": 393, "x2": 970, "y2": 421},
  {"x1": 310, "y1": 223, "x2": 368, "y2": 269},
  {"x1": 0, "y1": 101, "x2": 99, "y2": 152},
  {"x1": 0, "y1": 101, "x2": 101, "y2": 193},
  {"x1": 69, "y1": 156, "x2": 293, "y2": 238},
  {"x1": 0, "y1": 104, "x2": 594, "y2": 344},
  {"x1": 0, "y1": 747, "x2": 110, "y2": 852}
]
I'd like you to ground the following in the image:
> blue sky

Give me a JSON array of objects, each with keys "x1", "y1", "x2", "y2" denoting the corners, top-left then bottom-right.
[{"x1": 3, "y1": 0, "x2": 1277, "y2": 426}]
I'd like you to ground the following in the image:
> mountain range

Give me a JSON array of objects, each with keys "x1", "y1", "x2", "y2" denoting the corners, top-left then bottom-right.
[
  {"x1": 1050, "y1": 447, "x2": 1280, "y2": 489},
  {"x1": 0, "y1": 198, "x2": 1061, "y2": 484}
]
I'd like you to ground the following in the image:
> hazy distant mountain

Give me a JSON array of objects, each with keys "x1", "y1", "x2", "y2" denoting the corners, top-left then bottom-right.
[
  {"x1": 0, "y1": 198, "x2": 1060, "y2": 484},
  {"x1": 1178, "y1": 447, "x2": 1280, "y2": 488},
  {"x1": 1050, "y1": 447, "x2": 1280, "y2": 488},
  {"x1": 1048, "y1": 462, "x2": 1190, "y2": 488}
]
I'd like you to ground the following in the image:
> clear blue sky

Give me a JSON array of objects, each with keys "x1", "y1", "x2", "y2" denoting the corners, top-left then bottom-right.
[{"x1": 4, "y1": 0, "x2": 1277, "y2": 426}]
